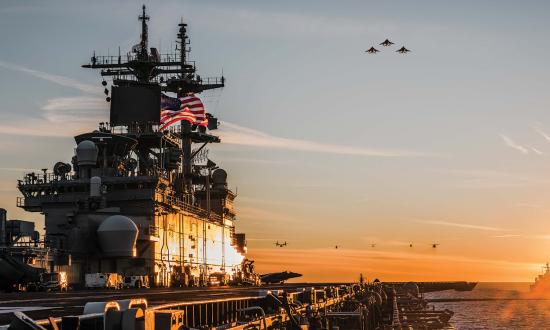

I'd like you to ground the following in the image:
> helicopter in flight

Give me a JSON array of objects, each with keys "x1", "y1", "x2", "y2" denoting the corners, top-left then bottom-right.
[
  {"x1": 379, "y1": 39, "x2": 394, "y2": 47},
  {"x1": 274, "y1": 241, "x2": 288, "y2": 248},
  {"x1": 365, "y1": 47, "x2": 379, "y2": 54},
  {"x1": 396, "y1": 46, "x2": 411, "y2": 54}
]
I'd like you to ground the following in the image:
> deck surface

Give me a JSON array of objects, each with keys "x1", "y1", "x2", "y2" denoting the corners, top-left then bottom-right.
[{"x1": 0, "y1": 283, "x2": 332, "y2": 325}]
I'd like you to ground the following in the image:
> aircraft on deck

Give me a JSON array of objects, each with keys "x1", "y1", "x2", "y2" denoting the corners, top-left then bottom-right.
[{"x1": 260, "y1": 271, "x2": 302, "y2": 284}]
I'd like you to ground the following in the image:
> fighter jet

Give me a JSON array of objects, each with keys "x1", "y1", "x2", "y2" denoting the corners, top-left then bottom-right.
[
  {"x1": 379, "y1": 39, "x2": 394, "y2": 47},
  {"x1": 396, "y1": 46, "x2": 411, "y2": 54},
  {"x1": 335, "y1": 245, "x2": 340, "y2": 249},
  {"x1": 370, "y1": 243, "x2": 376, "y2": 248},
  {"x1": 432, "y1": 243, "x2": 440, "y2": 248},
  {"x1": 409, "y1": 243, "x2": 413, "y2": 248},
  {"x1": 260, "y1": 271, "x2": 302, "y2": 284},
  {"x1": 274, "y1": 241, "x2": 287, "y2": 247},
  {"x1": 365, "y1": 47, "x2": 379, "y2": 54}
]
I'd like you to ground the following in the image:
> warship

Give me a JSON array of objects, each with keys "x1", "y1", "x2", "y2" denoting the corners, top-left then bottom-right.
[
  {"x1": 0, "y1": 5, "x2": 257, "y2": 290},
  {"x1": 530, "y1": 262, "x2": 550, "y2": 293}
]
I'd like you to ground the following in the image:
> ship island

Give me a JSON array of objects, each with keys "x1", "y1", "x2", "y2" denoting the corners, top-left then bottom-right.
[{"x1": 0, "y1": 6, "x2": 476, "y2": 330}]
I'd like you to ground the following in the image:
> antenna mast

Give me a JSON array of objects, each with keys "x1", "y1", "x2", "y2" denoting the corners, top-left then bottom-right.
[{"x1": 138, "y1": 5, "x2": 150, "y2": 61}]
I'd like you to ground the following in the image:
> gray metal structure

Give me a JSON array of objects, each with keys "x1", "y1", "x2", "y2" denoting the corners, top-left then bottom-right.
[
  {"x1": 0, "y1": 209, "x2": 50, "y2": 290},
  {"x1": 15, "y1": 6, "x2": 251, "y2": 287}
]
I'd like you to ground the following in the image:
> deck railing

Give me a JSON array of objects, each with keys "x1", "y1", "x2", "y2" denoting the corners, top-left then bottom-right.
[{"x1": 159, "y1": 194, "x2": 223, "y2": 223}]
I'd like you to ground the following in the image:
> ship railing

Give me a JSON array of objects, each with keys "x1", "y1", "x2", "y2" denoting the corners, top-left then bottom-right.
[
  {"x1": 195, "y1": 76, "x2": 224, "y2": 85},
  {"x1": 109, "y1": 122, "x2": 199, "y2": 136},
  {"x1": 108, "y1": 121, "x2": 219, "y2": 137},
  {"x1": 20, "y1": 169, "x2": 167, "y2": 184},
  {"x1": 19, "y1": 172, "x2": 71, "y2": 185},
  {"x1": 88, "y1": 53, "x2": 195, "y2": 66},
  {"x1": 109, "y1": 73, "x2": 226, "y2": 86},
  {"x1": 160, "y1": 194, "x2": 223, "y2": 223},
  {"x1": 110, "y1": 123, "x2": 159, "y2": 135}
]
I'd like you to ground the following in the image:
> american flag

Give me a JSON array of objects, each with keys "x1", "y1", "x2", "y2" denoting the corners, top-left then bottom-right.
[
  {"x1": 159, "y1": 93, "x2": 207, "y2": 131},
  {"x1": 159, "y1": 93, "x2": 195, "y2": 131},
  {"x1": 159, "y1": 107, "x2": 196, "y2": 131},
  {"x1": 180, "y1": 93, "x2": 208, "y2": 127}
]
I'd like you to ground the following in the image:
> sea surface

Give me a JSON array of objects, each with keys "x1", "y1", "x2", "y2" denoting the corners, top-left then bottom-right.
[{"x1": 425, "y1": 283, "x2": 550, "y2": 329}]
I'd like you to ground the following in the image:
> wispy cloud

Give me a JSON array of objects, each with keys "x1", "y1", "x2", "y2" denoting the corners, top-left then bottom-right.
[
  {"x1": 415, "y1": 219, "x2": 508, "y2": 232},
  {"x1": 492, "y1": 234, "x2": 520, "y2": 238},
  {"x1": 42, "y1": 97, "x2": 107, "y2": 123},
  {"x1": 0, "y1": 121, "x2": 82, "y2": 137},
  {"x1": 43, "y1": 96, "x2": 105, "y2": 111},
  {"x1": 219, "y1": 122, "x2": 431, "y2": 157},
  {"x1": 499, "y1": 134, "x2": 529, "y2": 154},
  {"x1": 529, "y1": 146, "x2": 543, "y2": 155},
  {"x1": 0, "y1": 61, "x2": 106, "y2": 136},
  {"x1": 534, "y1": 126, "x2": 550, "y2": 143},
  {"x1": 0, "y1": 61, "x2": 99, "y2": 94}
]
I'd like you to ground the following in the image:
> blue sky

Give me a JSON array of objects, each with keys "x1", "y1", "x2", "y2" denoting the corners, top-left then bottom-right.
[{"x1": 2, "y1": 0, "x2": 550, "y2": 280}]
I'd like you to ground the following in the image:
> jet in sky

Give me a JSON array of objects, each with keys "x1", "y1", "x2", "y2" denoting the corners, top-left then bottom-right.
[
  {"x1": 432, "y1": 243, "x2": 440, "y2": 248},
  {"x1": 379, "y1": 39, "x2": 394, "y2": 47},
  {"x1": 274, "y1": 241, "x2": 287, "y2": 247},
  {"x1": 396, "y1": 46, "x2": 411, "y2": 54},
  {"x1": 365, "y1": 47, "x2": 379, "y2": 54}
]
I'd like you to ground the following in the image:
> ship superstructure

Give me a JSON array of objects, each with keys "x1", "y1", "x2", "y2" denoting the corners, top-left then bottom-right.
[{"x1": 15, "y1": 6, "x2": 252, "y2": 287}]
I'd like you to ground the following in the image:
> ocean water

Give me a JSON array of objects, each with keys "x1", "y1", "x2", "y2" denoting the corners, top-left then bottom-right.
[{"x1": 425, "y1": 283, "x2": 550, "y2": 329}]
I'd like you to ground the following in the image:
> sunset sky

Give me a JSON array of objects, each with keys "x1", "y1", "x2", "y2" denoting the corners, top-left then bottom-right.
[{"x1": 2, "y1": 0, "x2": 550, "y2": 282}]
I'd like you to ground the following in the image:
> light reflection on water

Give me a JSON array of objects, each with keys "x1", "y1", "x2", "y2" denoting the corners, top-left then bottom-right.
[{"x1": 425, "y1": 283, "x2": 550, "y2": 329}]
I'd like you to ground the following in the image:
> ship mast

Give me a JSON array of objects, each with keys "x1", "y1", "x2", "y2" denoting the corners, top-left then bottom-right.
[
  {"x1": 82, "y1": 5, "x2": 224, "y2": 90},
  {"x1": 82, "y1": 5, "x2": 225, "y2": 183},
  {"x1": 138, "y1": 5, "x2": 149, "y2": 62}
]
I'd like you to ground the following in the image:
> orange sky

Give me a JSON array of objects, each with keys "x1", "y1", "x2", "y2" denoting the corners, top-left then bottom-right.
[{"x1": 247, "y1": 248, "x2": 542, "y2": 283}]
